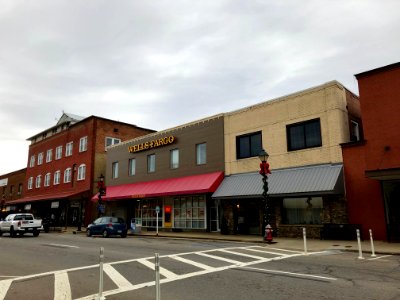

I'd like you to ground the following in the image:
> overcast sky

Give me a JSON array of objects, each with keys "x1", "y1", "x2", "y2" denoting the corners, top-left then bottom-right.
[{"x1": 0, "y1": 0, "x2": 399, "y2": 175}]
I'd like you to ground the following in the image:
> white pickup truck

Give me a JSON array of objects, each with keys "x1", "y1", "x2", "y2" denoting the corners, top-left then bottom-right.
[{"x1": 0, "y1": 213, "x2": 42, "y2": 237}]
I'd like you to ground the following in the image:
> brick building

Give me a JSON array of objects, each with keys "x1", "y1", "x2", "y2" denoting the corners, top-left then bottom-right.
[
  {"x1": 0, "y1": 168, "x2": 26, "y2": 218},
  {"x1": 342, "y1": 62, "x2": 400, "y2": 242},
  {"x1": 213, "y1": 81, "x2": 361, "y2": 238},
  {"x1": 6, "y1": 113, "x2": 154, "y2": 228}
]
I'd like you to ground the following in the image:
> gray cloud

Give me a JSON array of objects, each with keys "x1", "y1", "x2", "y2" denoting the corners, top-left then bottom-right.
[{"x1": 1, "y1": 0, "x2": 400, "y2": 173}]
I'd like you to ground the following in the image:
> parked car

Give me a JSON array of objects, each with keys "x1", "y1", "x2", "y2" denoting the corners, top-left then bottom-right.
[
  {"x1": 86, "y1": 216, "x2": 127, "y2": 238},
  {"x1": 0, "y1": 213, "x2": 42, "y2": 237}
]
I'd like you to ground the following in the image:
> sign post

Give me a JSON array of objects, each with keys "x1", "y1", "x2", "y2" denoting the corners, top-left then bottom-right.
[{"x1": 155, "y1": 206, "x2": 160, "y2": 237}]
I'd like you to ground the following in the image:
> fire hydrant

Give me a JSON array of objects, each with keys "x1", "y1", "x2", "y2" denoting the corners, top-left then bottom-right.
[{"x1": 264, "y1": 224, "x2": 273, "y2": 243}]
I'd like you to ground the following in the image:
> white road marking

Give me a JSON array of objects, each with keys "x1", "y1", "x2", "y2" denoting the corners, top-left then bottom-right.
[
  {"x1": 368, "y1": 255, "x2": 392, "y2": 261},
  {"x1": 48, "y1": 243, "x2": 79, "y2": 249},
  {"x1": 54, "y1": 271, "x2": 72, "y2": 300},
  {"x1": 245, "y1": 248, "x2": 292, "y2": 257},
  {"x1": 103, "y1": 264, "x2": 133, "y2": 289},
  {"x1": 197, "y1": 252, "x2": 243, "y2": 265},
  {"x1": 137, "y1": 258, "x2": 178, "y2": 279},
  {"x1": 240, "y1": 266, "x2": 337, "y2": 281},
  {"x1": 170, "y1": 255, "x2": 213, "y2": 271},
  {"x1": 0, "y1": 246, "x2": 333, "y2": 300},
  {"x1": 0, "y1": 280, "x2": 12, "y2": 300},
  {"x1": 218, "y1": 249, "x2": 266, "y2": 260}
]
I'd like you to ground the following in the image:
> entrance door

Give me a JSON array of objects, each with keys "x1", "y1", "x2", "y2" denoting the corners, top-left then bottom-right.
[
  {"x1": 383, "y1": 180, "x2": 400, "y2": 242},
  {"x1": 210, "y1": 200, "x2": 220, "y2": 232}
]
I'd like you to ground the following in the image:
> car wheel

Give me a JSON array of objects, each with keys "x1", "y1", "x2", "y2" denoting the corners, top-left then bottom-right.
[
  {"x1": 102, "y1": 230, "x2": 109, "y2": 238},
  {"x1": 33, "y1": 229, "x2": 39, "y2": 237},
  {"x1": 0, "y1": 230, "x2": 3, "y2": 237},
  {"x1": 86, "y1": 229, "x2": 92, "y2": 237},
  {"x1": 121, "y1": 232, "x2": 127, "y2": 238},
  {"x1": 18, "y1": 232, "x2": 24, "y2": 236}
]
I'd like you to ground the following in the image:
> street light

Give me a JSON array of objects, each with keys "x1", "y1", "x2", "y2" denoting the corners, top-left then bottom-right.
[
  {"x1": 97, "y1": 174, "x2": 105, "y2": 217},
  {"x1": 259, "y1": 149, "x2": 272, "y2": 242}
]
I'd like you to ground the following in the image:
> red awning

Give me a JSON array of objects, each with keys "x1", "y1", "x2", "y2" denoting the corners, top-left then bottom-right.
[
  {"x1": 91, "y1": 172, "x2": 224, "y2": 201},
  {"x1": 6, "y1": 191, "x2": 84, "y2": 205}
]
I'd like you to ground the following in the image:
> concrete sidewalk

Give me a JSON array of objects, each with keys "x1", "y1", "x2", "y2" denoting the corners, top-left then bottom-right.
[{"x1": 66, "y1": 227, "x2": 400, "y2": 256}]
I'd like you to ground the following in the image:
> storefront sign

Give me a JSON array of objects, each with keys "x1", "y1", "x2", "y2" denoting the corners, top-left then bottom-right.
[
  {"x1": 128, "y1": 136, "x2": 176, "y2": 153},
  {"x1": 24, "y1": 204, "x2": 31, "y2": 210}
]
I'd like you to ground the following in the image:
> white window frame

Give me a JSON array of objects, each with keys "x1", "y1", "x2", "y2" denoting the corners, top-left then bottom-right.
[
  {"x1": 196, "y1": 143, "x2": 207, "y2": 165},
  {"x1": 64, "y1": 168, "x2": 72, "y2": 183},
  {"x1": 128, "y1": 158, "x2": 136, "y2": 176},
  {"x1": 79, "y1": 136, "x2": 88, "y2": 152},
  {"x1": 54, "y1": 170, "x2": 61, "y2": 185},
  {"x1": 65, "y1": 142, "x2": 73, "y2": 157},
  {"x1": 170, "y1": 149, "x2": 179, "y2": 169},
  {"x1": 35, "y1": 175, "x2": 42, "y2": 188},
  {"x1": 46, "y1": 149, "x2": 53, "y2": 163},
  {"x1": 147, "y1": 154, "x2": 156, "y2": 173},
  {"x1": 28, "y1": 177, "x2": 33, "y2": 189},
  {"x1": 55, "y1": 146, "x2": 63, "y2": 160},
  {"x1": 37, "y1": 152, "x2": 44, "y2": 165},
  {"x1": 29, "y1": 155, "x2": 35, "y2": 168},
  {"x1": 44, "y1": 173, "x2": 51, "y2": 187},
  {"x1": 77, "y1": 164, "x2": 86, "y2": 180},
  {"x1": 351, "y1": 120, "x2": 360, "y2": 141},
  {"x1": 105, "y1": 137, "x2": 121, "y2": 150},
  {"x1": 112, "y1": 161, "x2": 119, "y2": 179}
]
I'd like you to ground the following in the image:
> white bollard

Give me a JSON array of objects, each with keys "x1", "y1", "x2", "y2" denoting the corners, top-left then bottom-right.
[
  {"x1": 356, "y1": 229, "x2": 364, "y2": 260},
  {"x1": 302, "y1": 227, "x2": 308, "y2": 255},
  {"x1": 155, "y1": 253, "x2": 161, "y2": 300},
  {"x1": 369, "y1": 229, "x2": 377, "y2": 257},
  {"x1": 95, "y1": 247, "x2": 106, "y2": 300}
]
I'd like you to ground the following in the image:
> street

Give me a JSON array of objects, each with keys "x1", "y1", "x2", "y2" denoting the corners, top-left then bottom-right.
[{"x1": 0, "y1": 232, "x2": 399, "y2": 300}]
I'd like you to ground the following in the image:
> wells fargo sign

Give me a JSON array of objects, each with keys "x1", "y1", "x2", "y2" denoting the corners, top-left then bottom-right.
[{"x1": 128, "y1": 136, "x2": 176, "y2": 153}]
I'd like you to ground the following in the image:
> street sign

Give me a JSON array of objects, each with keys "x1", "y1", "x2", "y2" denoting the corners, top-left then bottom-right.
[{"x1": 155, "y1": 206, "x2": 160, "y2": 214}]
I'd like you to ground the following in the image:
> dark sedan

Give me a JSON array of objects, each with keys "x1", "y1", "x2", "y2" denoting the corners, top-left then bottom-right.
[{"x1": 86, "y1": 216, "x2": 128, "y2": 238}]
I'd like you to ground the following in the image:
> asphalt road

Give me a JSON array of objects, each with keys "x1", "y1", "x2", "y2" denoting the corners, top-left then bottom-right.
[{"x1": 0, "y1": 232, "x2": 399, "y2": 300}]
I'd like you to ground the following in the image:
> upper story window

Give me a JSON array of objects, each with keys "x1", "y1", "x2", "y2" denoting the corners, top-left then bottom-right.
[
  {"x1": 196, "y1": 143, "x2": 207, "y2": 165},
  {"x1": 105, "y1": 137, "x2": 121, "y2": 150},
  {"x1": 35, "y1": 175, "x2": 42, "y2": 188},
  {"x1": 55, "y1": 146, "x2": 63, "y2": 160},
  {"x1": 37, "y1": 152, "x2": 44, "y2": 165},
  {"x1": 29, "y1": 155, "x2": 35, "y2": 168},
  {"x1": 350, "y1": 120, "x2": 360, "y2": 142},
  {"x1": 44, "y1": 173, "x2": 51, "y2": 187},
  {"x1": 112, "y1": 162, "x2": 119, "y2": 179},
  {"x1": 79, "y1": 136, "x2": 88, "y2": 152},
  {"x1": 64, "y1": 168, "x2": 72, "y2": 183},
  {"x1": 65, "y1": 142, "x2": 73, "y2": 157},
  {"x1": 18, "y1": 183, "x2": 23, "y2": 195},
  {"x1": 287, "y1": 118, "x2": 322, "y2": 151},
  {"x1": 147, "y1": 154, "x2": 156, "y2": 173},
  {"x1": 28, "y1": 177, "x2": 33, "y2": 190},
  {"x1": 170, "y1": 149, "x2": 179, "y2": 169},
  {"x1": 77, "y1": 164, "x2": 86, "y2": 180},
  {"x1": 129, "y1": 158, "x2": 136, "y2": 176},
  {"x1": 54, "y1": 170, "x2": 61, "y2": 185},
  {"x1": 46, "y1": 149, "x2": 53, "y2": 162},
  {"x1": 236, "y1": 131, "x2": 262, "y2": 159}
]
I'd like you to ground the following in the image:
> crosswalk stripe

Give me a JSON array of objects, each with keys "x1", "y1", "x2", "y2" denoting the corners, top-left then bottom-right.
[
  {"x1": 197, "y1": 252, "x2": 243, "y2": 265},
  {"x1": 218, "y1": 249, "x2": 265, "y2": 260},
  {"x1": 245, "y1": 248, "x2": 292, "y2": 256},
  {"x1": 0, "y1": 279, "x2": 12, "y2": 300},
  {"x1": 103, "y1": 264, "x2": 133, "y2": 289},
  {"x1": 54, "y1": 272, "x2": 71, "y2": 300},
  {"x1": 170, "y1": 255, "x2": 214, "y2": 271},
  {"x1": 137, "y1": 258, "x2": 178, "y2": 279}
]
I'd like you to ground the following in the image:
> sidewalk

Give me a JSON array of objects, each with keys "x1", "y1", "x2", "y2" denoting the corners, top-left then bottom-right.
[{"x1": 66, "y1": 227, "x2": 400, "y2": 256}]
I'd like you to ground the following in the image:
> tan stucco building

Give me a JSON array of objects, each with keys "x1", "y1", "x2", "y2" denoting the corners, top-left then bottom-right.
[{"x1": 213, "y1": 81, "x2": 361, "y2": 238}]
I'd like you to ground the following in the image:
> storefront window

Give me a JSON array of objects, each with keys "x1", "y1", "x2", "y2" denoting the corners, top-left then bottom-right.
[
  {"x1": 282, "y1": 197, "x2": 323, "y2": 225},
  {"x1": 141, "y1": 199, "x2": 162, "y2": 227},
  {"x1": 174, "y1": 195, "x2": 206, "y2": 229}
]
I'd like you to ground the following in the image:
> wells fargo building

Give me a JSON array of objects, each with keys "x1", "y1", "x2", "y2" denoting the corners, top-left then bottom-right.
[{"x1": 96, "y1": 115, "x2": 225, "y2": 232}]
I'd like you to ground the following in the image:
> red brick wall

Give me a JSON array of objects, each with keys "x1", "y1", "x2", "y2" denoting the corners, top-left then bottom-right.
[{"x1": 1, "y1": 168, "x2": 26, "y2": 203}]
